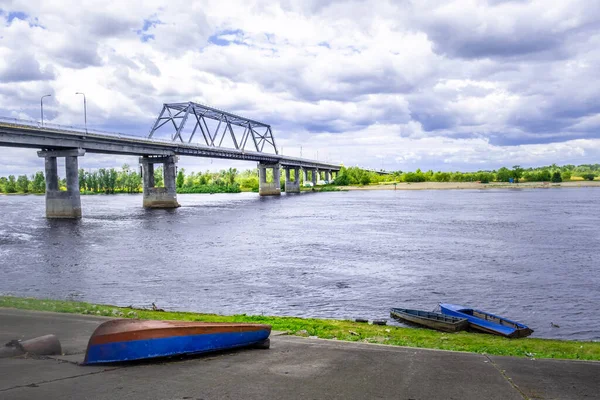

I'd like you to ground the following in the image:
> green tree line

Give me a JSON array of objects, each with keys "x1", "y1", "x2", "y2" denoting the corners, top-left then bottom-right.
[
  {"x1": 2, "y1": 163, "x2": 598, "y2": 194},
  {"x1": 0, "y1": 172, "x2": 46, "y2": 194},
  {"x1": 0, "y1": 165, "x2": 245, "y2": 194},
  {"x1": 176, "y1": 167, "x2": 242, "y2": 193},
  {"x1": 78, "y1": 164, "x2": 142, "y2": 194},
  {"x1": 332, "y1": 164, "x2": 599, "y2": 186}
]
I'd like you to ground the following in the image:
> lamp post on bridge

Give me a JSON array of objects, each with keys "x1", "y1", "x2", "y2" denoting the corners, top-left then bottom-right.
[
  {"x1": 75, "y1": 92, "x2": 87, "y2": 133},
  {"x1": 40, "y1": 94, "x2": 51, "y2": 127}
]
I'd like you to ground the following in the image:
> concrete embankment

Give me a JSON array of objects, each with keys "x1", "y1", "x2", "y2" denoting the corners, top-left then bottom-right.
[{"x1": 1, "y1": 308, "x2": 598, "y2": 400}]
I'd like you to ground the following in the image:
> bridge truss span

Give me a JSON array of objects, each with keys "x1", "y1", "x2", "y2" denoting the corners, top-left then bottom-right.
[
  {"x1": 148, "y1": 102, "x2": 278, "y2": 155},
  {"x1": 0, "y1": 107, "x2": 341, "y2": 217}
]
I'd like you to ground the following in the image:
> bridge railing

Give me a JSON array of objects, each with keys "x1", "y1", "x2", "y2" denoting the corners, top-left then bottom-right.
[{"x1": 0, "y1": 116, "x2": 182, "y2": 146}]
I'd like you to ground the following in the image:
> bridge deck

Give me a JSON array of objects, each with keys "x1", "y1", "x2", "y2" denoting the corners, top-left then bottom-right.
[{"x1": 0, "y1": 119, "x2": 340, "y2": 170}]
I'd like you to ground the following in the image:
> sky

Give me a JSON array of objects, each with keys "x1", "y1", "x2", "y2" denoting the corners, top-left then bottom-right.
[{"x1": 0, "y1": 0, "x2": 599, "y2": 175}]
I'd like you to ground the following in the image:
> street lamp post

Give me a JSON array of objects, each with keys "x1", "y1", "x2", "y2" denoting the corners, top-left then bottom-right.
[
  {"x1": 75, "y1": 92, "x2": 87, "y2": 133},
  {"x1": 40, "y1": 94, "x2": 51, "y2": 126}
]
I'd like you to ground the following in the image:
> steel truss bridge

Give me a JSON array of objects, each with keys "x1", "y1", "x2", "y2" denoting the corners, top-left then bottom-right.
[
  {"x1": 149, "y1": 102, "x2": 278, "y2": 155},
  {"x1": 0, "y1": 102, "x2": 340, "y2": 171}
]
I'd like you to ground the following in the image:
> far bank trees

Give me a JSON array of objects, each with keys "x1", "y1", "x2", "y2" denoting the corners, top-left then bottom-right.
[{"x1": 2, "y1": 163, "x2": 599, "y2": 194}]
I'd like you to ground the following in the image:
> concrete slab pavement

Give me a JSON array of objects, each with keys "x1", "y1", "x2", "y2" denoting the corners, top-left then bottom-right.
[
  {"x1": 490, "y1": 356, "x2": 600, "y2": 400},
  {"x1": 0, "y1": 357, "x2": 117, "y2": 391},
  {"x1": 1, "y1": 308, "x2": 598, "y2": 400}
]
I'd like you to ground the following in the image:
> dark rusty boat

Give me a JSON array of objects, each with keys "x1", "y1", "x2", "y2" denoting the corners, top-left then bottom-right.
[
  {"x1": 83, "y1": 319, "x2": 271, "y2": 365},
  {"x1": 390, "y1": 308, "x2": 469, "y2": 333}
]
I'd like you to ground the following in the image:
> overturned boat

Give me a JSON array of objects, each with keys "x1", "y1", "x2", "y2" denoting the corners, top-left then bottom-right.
[
  {"x1": 83, "y1": 319, "x2": 271, "y2": 365},
  {"x1": 440, "y1": 303, "x2": 533, "y2": 338}
]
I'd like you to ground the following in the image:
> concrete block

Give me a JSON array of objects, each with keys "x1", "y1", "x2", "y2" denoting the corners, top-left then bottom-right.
[
  {"x1": 1, "y1": 334, "x2": 61, "y2": 358},
  {"x1": 259, "y1": 183, "x2": 281, "y2": 196},
  {"x1": 285, "y1": 185, "x2": 300, "y2": 193},
  {"x1": 258, "y1": 162, "x2": 281, "y2": 196},
  {"x1": 143, "y1": 187, "x2": 180, "y2": 208},
  {"x1": 46, "y1": 191, "x2": 82, "y2": 218},
  {"x1": 39, "y1": 149, "x2": 82, "y2": 219},
  {"x1": 140, "y1": 155, "x2": 180, "y2": 208},
  {"x1": 285, "y1": 181, "x2": 300, "y2": 193},
  {"x1": 20, "y1": 334, "x2": 62, "y2": 356}
]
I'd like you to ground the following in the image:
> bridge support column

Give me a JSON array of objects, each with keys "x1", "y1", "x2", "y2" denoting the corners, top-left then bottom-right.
[
  {"x1": 311, "y1": 169, "x2": 318, "y2": 186},
  {"x1": 302, "y1": 169, "x2": 308, "y2": 185},
  {"x1": 324, "y1": 170, "x2": 331, "y2": 183},
  {"x1": 258, "y1": 162, "x2": 281, "y2": 196},
  {"x1": 140, "y1": 155, "x2": 180, "y2": 208},
  {"x1": 37, "y1": 148, "x2": 85, "y2": 219},
  {"x1": 284, "y1": 167, "x2": 300, "y2": 193}
]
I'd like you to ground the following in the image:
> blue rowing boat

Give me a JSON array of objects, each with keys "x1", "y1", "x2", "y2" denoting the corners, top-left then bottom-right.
[
  {"x1": 440, "y1": 303, "x2": 533, "y2": 338},
  {"x1": 83, "y1": 319, "x2": 272, "y2": 365}
]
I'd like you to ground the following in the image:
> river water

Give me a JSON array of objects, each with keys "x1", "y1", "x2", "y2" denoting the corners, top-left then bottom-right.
[{"x1": 1, "y1": 189, "x2": 599, "y2": 340}]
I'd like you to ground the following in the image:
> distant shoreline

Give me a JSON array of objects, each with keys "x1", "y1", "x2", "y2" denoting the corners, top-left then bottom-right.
[
  {"x1": 2, "y1": 181, "x2": 599, "y2": 196},
  {"x1": 341, "y1": 181, "x2": 600, "y2": 191}
]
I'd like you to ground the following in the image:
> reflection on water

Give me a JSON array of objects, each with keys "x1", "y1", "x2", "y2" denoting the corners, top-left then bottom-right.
[{"x1": 1, "y1": 189, "x2": 599, "y2": 340}]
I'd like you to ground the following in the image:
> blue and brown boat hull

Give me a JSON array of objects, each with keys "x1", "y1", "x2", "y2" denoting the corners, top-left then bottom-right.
[
  {"x1": 440, "y1": 303, "x2": 533, "y2": 338},
  {"x1": 83, "y1": 319, "x2": 271, "y2": 365}
]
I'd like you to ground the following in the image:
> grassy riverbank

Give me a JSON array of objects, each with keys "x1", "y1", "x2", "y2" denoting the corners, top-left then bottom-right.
[
  {"x1": 1, "y1": 296, "x2": 598, "y2": 361},
  {"x1": 301, "y1": 185, "x2": 344, "y2": 192}
]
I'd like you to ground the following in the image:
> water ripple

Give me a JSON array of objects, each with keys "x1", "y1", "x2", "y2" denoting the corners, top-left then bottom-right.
[{"x1": 0, "y1": 190, "x2": 599, "y2": 340}]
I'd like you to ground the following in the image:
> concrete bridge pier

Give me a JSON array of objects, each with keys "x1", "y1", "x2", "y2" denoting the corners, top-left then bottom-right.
[
  {"x1": 324, "y1": 170, "x2": 331, "y2": 183},
  {"x1": 302, "y1": 169, "x2": 308, "y2": 185},
  {"x1": 284, "y1": 167, "x2": 301, "y2": 193},
  {"x1": 258, "y1": 162, "x2": 281, "y2": 196},
  {"x1": 37, "y1": 148, "x2": 85, "y2": 219},
  {"x1": 311, "y1": 169, "x2": 318, "y2": 186},
  {"x1": 140, "y1": 155, "x2": 180, "y2": 208}
]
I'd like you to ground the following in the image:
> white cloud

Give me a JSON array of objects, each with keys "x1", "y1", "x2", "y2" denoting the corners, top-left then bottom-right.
[{"x1": 0, "y1": 0, "x2": 599, "y2": 175}]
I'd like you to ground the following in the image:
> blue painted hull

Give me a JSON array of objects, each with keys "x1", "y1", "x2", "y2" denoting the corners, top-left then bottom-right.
[
  {"x1": 85, "y1": 330, "x2": 269, "y2": 365},
  {"x1": 440, "y1": 303, "x2": 533, "y2": 338},
  {"x1": 83, "y1": 320, "x2": 272, "y2": 365}
]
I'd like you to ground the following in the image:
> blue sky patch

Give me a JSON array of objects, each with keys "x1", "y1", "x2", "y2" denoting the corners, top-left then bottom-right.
[
  {"x1": 209, "y1": 29, "x2": 245, "y2": 46},
  {"x1": 141, "y1": 18, "x2": 161, "y2": 32},
  {"x1": 136, "y1": 18, "x2": 161, "y2": 42},
  {"x1": 139, "y1": 33, "x2": 155, "y2": 42},
  {"x1": 7, "y1": 11, "x2": 27, "y2": 23},
  {"x1": 3, "y1": 10, "x2": 44, "y2": 28}
]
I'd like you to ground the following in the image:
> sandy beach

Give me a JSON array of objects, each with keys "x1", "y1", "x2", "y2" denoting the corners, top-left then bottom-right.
[{"x1": 342, "y1": 180, "x2": 600, "y2": 190}]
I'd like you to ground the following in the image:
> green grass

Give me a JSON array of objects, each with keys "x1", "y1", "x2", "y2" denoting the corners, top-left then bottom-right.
[
  {"x1": 1, "y1": 296, "x2": 598, "y2": 361},
  {"x1": 177, "y1": 184, "x2": 241, "y2": 194},
  {"x1": 300, "y1": 185, "x2": 345, "y2": 192},
  {"x1": 313, "y1": 185, "x2": 343, "y2": 192}
]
